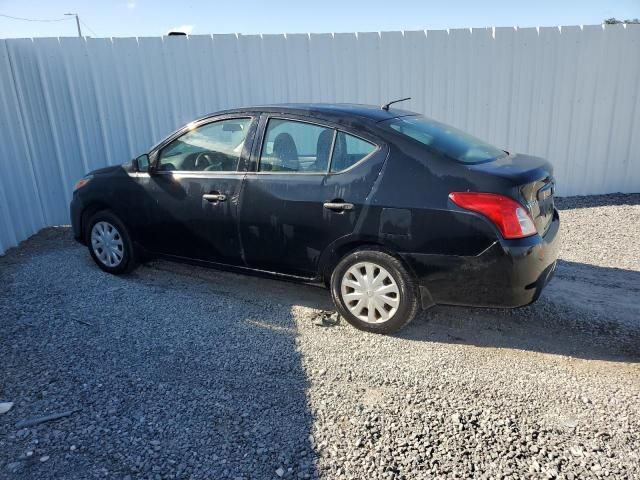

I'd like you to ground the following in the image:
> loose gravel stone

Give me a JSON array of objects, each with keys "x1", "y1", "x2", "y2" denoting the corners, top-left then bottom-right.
[{"x1": 0, "y1": 194, "x2": 638, "y2": 479}]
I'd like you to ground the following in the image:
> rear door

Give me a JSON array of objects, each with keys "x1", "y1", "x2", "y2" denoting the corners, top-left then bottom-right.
[
  {"x1": 238, "y1": 115, "x2": 388, "y2": 277},
  {"x1": 139, "y1": 116, "x2": 257, "y2": 264}
]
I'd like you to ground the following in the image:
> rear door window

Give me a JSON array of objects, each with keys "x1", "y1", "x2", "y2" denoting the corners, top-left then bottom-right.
[{"x1": 259, "y1": 119, "x2": 334, "y2": 173}]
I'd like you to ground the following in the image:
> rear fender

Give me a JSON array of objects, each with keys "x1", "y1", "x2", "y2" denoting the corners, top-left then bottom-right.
[{"x1": 317, "y1": 235, "x2": 435, "y2": 309}]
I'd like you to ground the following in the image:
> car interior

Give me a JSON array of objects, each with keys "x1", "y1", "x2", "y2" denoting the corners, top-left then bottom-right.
[
  {"x1": 259, "y1": 121, "x2": 360, "y2": 173},
  {"x1": 156, "y1": 117, "x2": 375, "y2": 174},
  {"x1": 157, "y1": 120, "x2": 249, "y2": 172}
]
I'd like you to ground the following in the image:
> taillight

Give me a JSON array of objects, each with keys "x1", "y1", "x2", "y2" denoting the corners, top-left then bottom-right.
[{"x1": 449, "y1": 192, "x2": 537, "y2": 239}]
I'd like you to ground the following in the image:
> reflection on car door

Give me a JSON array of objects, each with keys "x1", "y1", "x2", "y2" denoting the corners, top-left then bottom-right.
[
  {"x1": 138, "y1": 116, "x2": 256, "y2": 265},
  {"x1": 239, "y1": 116, "x2": 387, "y2": 277}
]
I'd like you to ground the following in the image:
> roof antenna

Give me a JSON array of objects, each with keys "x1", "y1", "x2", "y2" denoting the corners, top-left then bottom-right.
[{"x1": 381, "y1": 97, "x2": 411, "y2": 111}]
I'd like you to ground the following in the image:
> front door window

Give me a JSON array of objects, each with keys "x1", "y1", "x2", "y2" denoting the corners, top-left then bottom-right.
[{"x1": 157, "y1": 118, "x2": 252, "y2": 172}]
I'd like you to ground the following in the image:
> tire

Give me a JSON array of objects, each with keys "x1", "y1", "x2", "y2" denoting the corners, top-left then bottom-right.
[
  {"x1": 85, "y1": 210, "x2": 138, "y2": 274},
  {"x1": 330, "y1": 248, "x2": 419, "y2": 334}
]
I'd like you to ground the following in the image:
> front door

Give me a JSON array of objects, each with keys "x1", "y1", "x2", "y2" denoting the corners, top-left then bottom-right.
[
  {"x1": 239, "y1": 116, "x2": 387, "y2": 277},
  {"x1": 139, "y1": 116, "x2": 256, "y2": 265}
]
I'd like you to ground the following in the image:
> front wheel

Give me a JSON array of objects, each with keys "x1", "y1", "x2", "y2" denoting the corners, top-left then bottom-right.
[
  {"x1": 330, "y1": 249, "x2": 419, "y2": 334},
  {"x1": 85, "y1": 210, "x2": 138, "y2": 274}
]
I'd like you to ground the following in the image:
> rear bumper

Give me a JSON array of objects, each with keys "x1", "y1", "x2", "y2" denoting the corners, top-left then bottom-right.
[{"x1": 402, "y1": 209, "x2": 560, "y2": 308}]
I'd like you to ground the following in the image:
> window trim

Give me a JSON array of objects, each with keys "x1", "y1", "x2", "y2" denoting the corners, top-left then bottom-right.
[
  {"x1": 151, "y1": 115, "x2": 255, "y2": 176},
  {"x1": 254, "y1": 115, "x2": 381, "y2": 176}
]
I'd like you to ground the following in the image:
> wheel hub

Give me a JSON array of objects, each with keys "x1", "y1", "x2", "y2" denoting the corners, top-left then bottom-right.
[
  {"x1": 91, "y1": 221, "x2": 124, "y2": 267},
  {"x1": 340, "y1": 261, "x2": 400, "y2": 324}
]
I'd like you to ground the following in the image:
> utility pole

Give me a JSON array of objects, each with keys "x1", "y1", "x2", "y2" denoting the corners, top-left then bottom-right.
[{"x1": 64, "y1": 13, "x2": 82, "y2": 37}]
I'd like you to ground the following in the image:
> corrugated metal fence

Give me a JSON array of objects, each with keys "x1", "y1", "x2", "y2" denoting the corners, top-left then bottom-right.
[{"x1": 1, "y1": 25, "x2": 639, "y2": 254}]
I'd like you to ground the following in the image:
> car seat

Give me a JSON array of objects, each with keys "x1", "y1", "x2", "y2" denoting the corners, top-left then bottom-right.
[{"x1": 272, "y1": 133, "x2": 299, "y2": 171}]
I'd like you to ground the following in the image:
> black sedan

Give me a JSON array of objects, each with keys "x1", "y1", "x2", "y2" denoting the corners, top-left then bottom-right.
[{"x1": 71, "y1": 103, "x2": 560, "y2": 333}]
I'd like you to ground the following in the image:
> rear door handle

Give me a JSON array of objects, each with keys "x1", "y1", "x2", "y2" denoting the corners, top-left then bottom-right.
[
  {"x1": 203, "y1": 193, "x2": 227, "y2": 202},
  {"x1": 323, "y1": 201, "x2": 354, "y2": 211}
]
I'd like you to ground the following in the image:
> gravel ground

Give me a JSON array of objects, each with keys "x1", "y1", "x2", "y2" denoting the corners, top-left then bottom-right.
[{"x1": 1, "y1": 194, "x2": 639, "y2": 479}]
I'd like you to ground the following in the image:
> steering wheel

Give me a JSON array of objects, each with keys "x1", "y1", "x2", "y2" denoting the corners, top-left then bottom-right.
[
  {"x1": 194, "y1": 152, "x2": 215, "y2": 170},
  {"x1": 195, "y1": 152, "x2": 225, "y2": 171}
]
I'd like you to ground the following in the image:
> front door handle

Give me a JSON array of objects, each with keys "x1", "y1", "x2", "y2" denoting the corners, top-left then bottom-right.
[
  {"x1": 323, "y1": 201, "x2": 354, "y2": 211},
  {"x1": 203, "y1": 193, "x2": 227, "y2": 202}
]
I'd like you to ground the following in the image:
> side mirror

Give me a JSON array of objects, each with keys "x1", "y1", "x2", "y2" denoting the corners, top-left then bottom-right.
[{"x1": 133, "y1": 154, "x2": 150, "y2": 173}]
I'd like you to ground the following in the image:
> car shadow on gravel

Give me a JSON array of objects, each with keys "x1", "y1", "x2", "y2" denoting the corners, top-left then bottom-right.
[
  {"x1": 399, "y1": 259, "x2": 640, "y2": 363},
  {"x1": 151, "y1": 255, "x2": 640, "y2": 364},
  {"x1": 0, "y1": 229, "x2": 320, "y2": 479},
  {"x1": 556, "y1": 193, "x2": 640, "y2": 209}
]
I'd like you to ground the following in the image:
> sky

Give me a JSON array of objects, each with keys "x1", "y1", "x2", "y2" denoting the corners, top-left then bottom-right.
[{"x1": 0, "y1": 0, "x2": 638, "y2": 38}]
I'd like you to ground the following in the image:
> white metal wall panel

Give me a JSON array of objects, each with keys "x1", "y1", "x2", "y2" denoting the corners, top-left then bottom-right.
[
  {"x1": 1, "y1": 25, "x2": 639, "y2": 255},
  {"x1": 0, "y1": 40, "x2": 45, "y2": 253}
]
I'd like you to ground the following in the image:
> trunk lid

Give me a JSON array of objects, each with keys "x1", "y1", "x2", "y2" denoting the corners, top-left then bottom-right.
[{"x1": 469, "y1": 153, "x2": 556, "y2": 235}]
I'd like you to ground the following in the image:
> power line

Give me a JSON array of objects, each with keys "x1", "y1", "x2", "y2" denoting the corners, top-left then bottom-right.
[
  {"x1": 0, "y1": 13, "x2": 70, "y2": 22},
  {"x1": 1, "y1": 11, "x2": 96, "y2": 38},
  {"x1": 79, "y1": 18, "x2": 98, "y2": 37}
]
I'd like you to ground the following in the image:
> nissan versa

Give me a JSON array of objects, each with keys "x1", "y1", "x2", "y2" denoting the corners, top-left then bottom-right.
[{"x1": 71, "y1": 103, "x2": 560, "y2": 333}]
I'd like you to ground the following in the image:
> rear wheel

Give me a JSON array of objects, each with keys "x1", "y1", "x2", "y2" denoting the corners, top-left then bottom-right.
[
  {"x1": 85, "y1": 210, "x2": 138, "y2": 274},
  {"x1": 330, "y1": 249, "x2": 419, "y2": 334}
]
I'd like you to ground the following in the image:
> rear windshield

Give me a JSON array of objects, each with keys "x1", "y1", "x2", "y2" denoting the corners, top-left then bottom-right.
[{"x1": 385, "y1": 116, "x2": 507, "y2": 164}]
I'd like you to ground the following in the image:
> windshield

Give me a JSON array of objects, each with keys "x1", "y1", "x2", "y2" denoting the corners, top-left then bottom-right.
[{"x1": 385, "y1": 116, "x2": 507, "y2": 164}]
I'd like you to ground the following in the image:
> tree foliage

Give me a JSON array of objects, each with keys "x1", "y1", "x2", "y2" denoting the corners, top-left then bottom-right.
[{"x1": 604, "y1": 17, "x2": 640, "y2": 24}]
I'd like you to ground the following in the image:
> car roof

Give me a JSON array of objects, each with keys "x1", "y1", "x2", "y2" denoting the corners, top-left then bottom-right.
[
  {"x1": 149, "y1": 103, "x2": 418, "y2": 153},
  {"x1": 203, "y1": 103, "x2": 417, "y2": 124}
]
